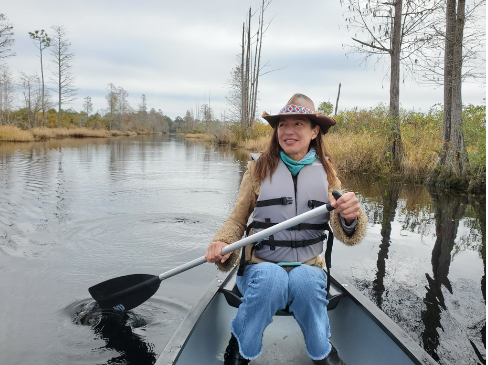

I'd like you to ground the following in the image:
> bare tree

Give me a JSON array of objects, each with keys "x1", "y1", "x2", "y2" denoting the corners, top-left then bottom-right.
[
  {"x1": 184, "y1": 109, "x2": 195, "y2": 132},
  {"x1": 50, "y1": 25, "x2": 77, "y2": 128},
  {"x1": 226, "y1": 61, "x2": 243, "y2": 124},
  {"x1": 83, "y1": 96, "x2": 93, "y2": 127},
  {"x1": 240, "y1": 0, "x2": 273, "y2": 131},
  {"x1": 19, "y1": 72, "x2": 41, "y2": 128},
  {"x1": 116, "y1": 86, "x2": 130, "y2": 131},
  {"x1": 106, "y1": 83, "x2": 118, "y2": 130},
  {"x1": 139, "y1": 94, "x2": 148, "y2": 128},
  {"x1": 410, "y1": 0, "x2": 485, "y2": 85},
  {"x1": 0, "y1": 13, "x2": 14, "y2": 60},
  {"x1": 340, "y1": 0, "x2": 442, "y2": 167},
  {"x1": 200, "y1": 103, "x2": 213, "y2": 133},
  {"x1": 29, "y1": 29, "x2": 51, "y2": 127},
  {"x1": 0, "y1": 66, "x2": 14, "y2": 124},
  {"x1": 427, "y1": 0, "x2": 474, "y2": 187}
]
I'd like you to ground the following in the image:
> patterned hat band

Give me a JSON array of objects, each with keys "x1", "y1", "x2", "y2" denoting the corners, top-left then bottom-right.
[{"x1": 279, "y1": 104, "x2": 315, "y2": 115}]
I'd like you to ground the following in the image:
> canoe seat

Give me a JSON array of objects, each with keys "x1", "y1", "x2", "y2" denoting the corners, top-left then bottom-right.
[{"x1": 219, "y1": 284, "x2": 343, "y2": 316}]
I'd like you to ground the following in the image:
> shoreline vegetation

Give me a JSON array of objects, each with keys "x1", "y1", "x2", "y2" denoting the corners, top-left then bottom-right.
[
  {"x1": 0, "y1": 125, "x2": 160, "y2": 142},
  {"x1": 2, "y1": 104, "x2": 485, "y2": 194},
  {"x1": 205, "y1": 104, "x2": 486, "y2": 194}
]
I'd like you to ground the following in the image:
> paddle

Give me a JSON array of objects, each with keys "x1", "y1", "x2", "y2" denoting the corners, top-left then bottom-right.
[{"x1": 89, "y1": 190, "x2": 343, "y2": 311}]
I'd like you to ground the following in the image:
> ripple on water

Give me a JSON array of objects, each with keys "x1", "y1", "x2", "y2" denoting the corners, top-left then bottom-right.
[{"x1": 58, "y1": 213, "x2": 219, "y2": 274}]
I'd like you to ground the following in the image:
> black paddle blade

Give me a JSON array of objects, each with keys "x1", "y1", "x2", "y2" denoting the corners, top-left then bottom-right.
[{"x1": 89, "y1": 274, "x2": 161, "y2": 311}]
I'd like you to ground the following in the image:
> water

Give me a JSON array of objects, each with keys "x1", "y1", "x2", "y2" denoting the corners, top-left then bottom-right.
[{"x1": 0, "y1": 135, "x2": 484, "y2": 365}]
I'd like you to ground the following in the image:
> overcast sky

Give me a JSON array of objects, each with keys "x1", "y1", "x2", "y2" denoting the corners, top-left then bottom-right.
[{"x1": 3, "y1": 0, "x2": 486, "y2": 120}]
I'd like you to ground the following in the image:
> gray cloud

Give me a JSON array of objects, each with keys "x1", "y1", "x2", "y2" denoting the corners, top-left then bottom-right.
[{"x1": 4, "y1": 0, "x2": 485, "y2": 120}]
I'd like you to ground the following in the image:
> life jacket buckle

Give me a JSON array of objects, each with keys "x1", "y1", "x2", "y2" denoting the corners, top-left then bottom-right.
[
  {"x1": 281, "y1": 197, "x2": 293, "y2": 205},
  {"x1": 254, "y1": 241, "x2": 263, "y2": 250}
]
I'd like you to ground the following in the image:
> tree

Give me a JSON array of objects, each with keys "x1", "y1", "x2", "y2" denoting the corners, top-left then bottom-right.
[
  {"x1": 226, "y1": 62, "x2": 243, "y2": 124},
  {"x1": 427, "y1": 0, "x2": 472, "y2": 187},
  {"x1": 410, "y1": 0, "x2": 486, "y2": 85},
  {"x1": 50, "y1": 25, "x2": 77, "y2": 128},
  {"x1": 106, "y1": 83, "x2": 118, "y2": 130},
  {"x1": 116, "y1": 86, "x2": 130, "y2": 130},
  {"x1": 29, "y1": 29, "x2": 51, "y2": 127},
  {"x1": 0, "y1": 13, "x2": 14, "y2": 60},
  {"x1": 317, "y1": 101, "x2": 333, "y2": 115},
  {"x1": 340, "y1": 0, "x2": 441, "y2": 167},
  {"x1": 19, "y1": 72, "x2": 41, "y2": 128},
  {"x1": 239, "y1": 0, "x2": 273, "y2": 131},
  {"x1": 0, "y1": 66, "x2": 14, "y2": 124},
  {"x1": 83, "y1": 96, "x2": 93, "y2": 128},
  {"x1": 184, "y1": 109, "x2": 195, "y2": 132},
  {"x1": 200, "y1": 103, "x2": 213, "y2": 133},
  {"x1": 139, "y1": 94, "x2": 148, "y2": 128}
]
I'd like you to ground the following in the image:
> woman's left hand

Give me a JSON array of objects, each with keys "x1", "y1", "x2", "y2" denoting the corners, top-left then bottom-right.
[{"x1": 330, "y1": 191, "x2": 360, "y2": 225}]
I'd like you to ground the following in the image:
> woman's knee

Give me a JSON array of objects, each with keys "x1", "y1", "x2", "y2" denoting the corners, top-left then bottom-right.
[
  {"x1": 288, "y1": 265, "x2": 327, "y2": 295},
  {"x1": 246, "y1": 263, "x2": 289, "y2": 298}
]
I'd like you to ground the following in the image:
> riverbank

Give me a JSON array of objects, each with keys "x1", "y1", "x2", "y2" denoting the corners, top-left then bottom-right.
[
  {"x1": 0, "y1": 125, "x2": 160, "y2": 142},
  {"x1": 187, "y1": 104, "x2": 486, "y2": 193}
]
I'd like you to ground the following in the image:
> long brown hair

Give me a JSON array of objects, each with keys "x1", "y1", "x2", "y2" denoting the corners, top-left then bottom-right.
[{"x1": 254, "y1": 120, "x2": 339, "y2": 186}]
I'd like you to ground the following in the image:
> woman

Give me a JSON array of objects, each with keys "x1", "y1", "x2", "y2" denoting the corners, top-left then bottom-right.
[{"x1": 205, "y1": 94, "x2": 367, "y2": 365}]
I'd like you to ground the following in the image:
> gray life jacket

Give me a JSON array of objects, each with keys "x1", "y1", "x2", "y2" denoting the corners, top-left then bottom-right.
[{"x1": 246, "y1": 154, "x2": 331, "y2": 264}]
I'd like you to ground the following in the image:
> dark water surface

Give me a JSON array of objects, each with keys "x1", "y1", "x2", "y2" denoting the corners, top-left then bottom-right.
[{"x1": 0, "y1": 135, "x2": 484, "y2": 365}]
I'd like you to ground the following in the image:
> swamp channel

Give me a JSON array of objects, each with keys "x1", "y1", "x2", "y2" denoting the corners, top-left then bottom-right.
[{"x1": 0, "y1": 134, "x2": 485, "y2": 365}]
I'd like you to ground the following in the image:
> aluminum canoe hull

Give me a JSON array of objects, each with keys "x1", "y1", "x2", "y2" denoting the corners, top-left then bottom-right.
[{"x1": 156, "y1": 267, "x2": 436, "y2": 365}]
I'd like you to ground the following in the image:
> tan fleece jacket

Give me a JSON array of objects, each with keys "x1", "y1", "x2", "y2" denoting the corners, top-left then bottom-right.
[{"x1": 212, "y1": 160, "x2": 368, "y2": 272}]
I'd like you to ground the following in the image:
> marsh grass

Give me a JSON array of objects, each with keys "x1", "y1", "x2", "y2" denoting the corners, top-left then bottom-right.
[
  {"x1": 185, "y1": 133, "x2": 213, "y2": 141},
  {"x1": 0, "y1": 126, "x2": 35, "y2": 142},
  {"x1": 1, "y1": 126, "x2": 139, "y2": 142},
  {"x1": 221, "y1": 103, "x2": 484, "y2": 184}
]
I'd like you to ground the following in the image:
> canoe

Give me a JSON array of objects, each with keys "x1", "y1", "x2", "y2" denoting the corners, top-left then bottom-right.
[{"x1": 156, "y1": 266, "x2": 437, "y2": 365}]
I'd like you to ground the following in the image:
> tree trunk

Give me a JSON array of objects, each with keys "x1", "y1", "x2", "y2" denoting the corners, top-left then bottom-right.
[
  {"x1": 58, "y1": 43, "x2": 62, "y2": 129},
  {"x1": 334, "y1": 83, "x2": 341, "y2": 116},
  {"x1": 388, "y1": 0, "x2": 404, "y2": 169},
  {"x1": 245, "y1": 9, "x2": 251, "y2": 130},
  {"x1": 446, "y1": 0, "x2": 469, "y2": 175},
  {"x1": 427, "y1": 0, "x2": 470, "y2": 189},
  {"x1": 40, "y1": 47, "x2": 46, "y2": 128},
  {"x1": 241, "y1": 22, "x2": 246, "y2": 131},
  {"x1": 250, "y1": 1, "x2": 264, "y2": 128},
  {"x1": 443, "y1": 0, "x2": 456, "y2": 143}
]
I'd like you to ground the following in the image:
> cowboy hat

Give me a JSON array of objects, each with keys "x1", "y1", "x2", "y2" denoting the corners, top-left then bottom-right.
[{"x1": 261, "y1": 93, "x2": 336, "y2": 134}]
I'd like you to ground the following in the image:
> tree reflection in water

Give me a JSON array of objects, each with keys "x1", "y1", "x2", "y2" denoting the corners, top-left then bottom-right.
[
  {"x1": 372, "y1": 182, "x2": 402, "y2": 309},
  {"x1": 421, "y1": 187, "x2": 467, "y2": 362}
]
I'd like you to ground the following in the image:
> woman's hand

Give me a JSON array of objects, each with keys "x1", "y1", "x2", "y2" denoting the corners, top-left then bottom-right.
[
  {"x1": 330, "y1": 191, "x2": 360, "y2": 225},
  {"x1": 205, "y1": 241, "x2": 232, "y2": 263}
]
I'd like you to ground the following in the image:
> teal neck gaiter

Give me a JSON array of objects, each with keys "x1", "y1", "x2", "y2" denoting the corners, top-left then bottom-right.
[{"x1": 280, "y1": 148, "x2": 317, "y2": 177}]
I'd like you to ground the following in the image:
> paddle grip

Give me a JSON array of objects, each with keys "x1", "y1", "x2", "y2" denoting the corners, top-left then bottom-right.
[{"x1": 326, "y1": 189, "x2": 342, "y2": 211}]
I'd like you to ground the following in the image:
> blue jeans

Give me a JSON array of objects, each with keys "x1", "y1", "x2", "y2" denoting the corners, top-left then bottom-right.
[{"x1": 231, "y1": 262, "x2": 331, "y2": 360}]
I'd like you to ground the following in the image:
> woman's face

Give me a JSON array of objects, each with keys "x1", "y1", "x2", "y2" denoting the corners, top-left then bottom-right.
[{"x1": 277, "y1": 116, "x2": 320, "y2": 161}]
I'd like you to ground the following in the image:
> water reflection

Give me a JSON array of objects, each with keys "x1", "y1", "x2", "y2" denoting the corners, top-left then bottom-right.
[
  {"x1": 93, "y1": 312, "x2": 156, "y2": 365},
  {"x1": 421, "y1": 187, "x2": 467, "y2": 362},
  {"x1": 372, "y1": 182, "x2": 402, "y2": 309},
  {"x1": 1, "y1": 138, "x2": 485, "y2": 365}
]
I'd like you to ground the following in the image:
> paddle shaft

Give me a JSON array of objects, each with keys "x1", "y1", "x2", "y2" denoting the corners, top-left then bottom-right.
[{"x1": 159, "y1": 196, "x2": 338, "y2": 281}]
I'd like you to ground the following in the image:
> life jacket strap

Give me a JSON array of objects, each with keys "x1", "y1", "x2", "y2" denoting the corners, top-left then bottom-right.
[
  {"x1": 245, "y1": 221, "x2": 328, "y2": 236},
  {"x1": 255, "y1": 196, "x2": 293, "y2": 207},
  {"x1": 255, "y1": 234, "x2": 327, "y2": 250}
]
